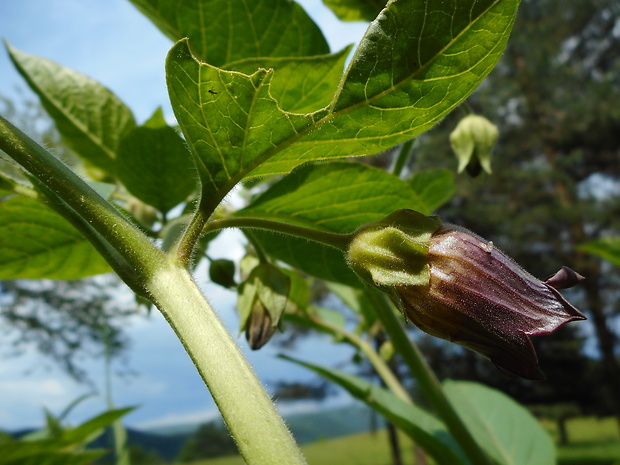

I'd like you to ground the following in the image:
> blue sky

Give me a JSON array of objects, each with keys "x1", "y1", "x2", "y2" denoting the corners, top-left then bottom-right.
[{"x1": 0, "y1": 0, "x2": 368, "y2": 431}]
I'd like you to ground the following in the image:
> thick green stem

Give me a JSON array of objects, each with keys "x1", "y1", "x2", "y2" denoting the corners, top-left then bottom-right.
[
  {"x1": 149, "y1": 265, "x2": 306, "y2": 465},
  {"x1": 204, "y1": 216, "x2": 352, "y2": 251},
  {"x1": 368, "y1": 291, "x2": 494, "y2": 465},
  {"x1": 0, "y1": 115, "x2": 163, "y2": 284},
  {"x1": 0, "y1": 116, "x2": 306, "y2": 464}
]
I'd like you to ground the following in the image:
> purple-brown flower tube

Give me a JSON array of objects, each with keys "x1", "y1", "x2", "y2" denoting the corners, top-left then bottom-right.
[{"x1": 347, "y1": 210, "x2": 586, "y2": 380}]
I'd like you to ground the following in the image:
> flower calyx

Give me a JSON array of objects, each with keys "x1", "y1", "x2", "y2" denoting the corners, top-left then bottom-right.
[
  {"x1": 346, "y1": 210, "x2": 587, "y2": 379},
  {"x1": 346, "y1": 209, "x2": 442, "y2": 288}
]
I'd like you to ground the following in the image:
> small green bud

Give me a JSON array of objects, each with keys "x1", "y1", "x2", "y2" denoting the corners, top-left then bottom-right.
[
  {"x1": 237, "y1": 262, "x2": 291, "y2": 350},
  {"x1": 209, "y1": 259, "x2": 236, "y2": 288},
  {"x1": 450, "y1": 114, "x2": 499, "y2": 176},
  {"x1": 379, "y1": 340, "x2": 395, "y2": 362},
  {"x1": 245, "y1": 300, "x2": 276, "y2": 350}
]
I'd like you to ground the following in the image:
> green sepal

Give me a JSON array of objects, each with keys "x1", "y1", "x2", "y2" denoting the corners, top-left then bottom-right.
[
  {"x1": 236, "y1": 262, "x2": 291, "y2": 349},
  {"x1": 237, "y1": 262, "x2": 291, "y2": 331},
  {"x1": 346, "y1": 209, "x2": 441, "y2": 287},
  {"x1": 237, "y1": 274, "x2": 258, "y2": 332}
]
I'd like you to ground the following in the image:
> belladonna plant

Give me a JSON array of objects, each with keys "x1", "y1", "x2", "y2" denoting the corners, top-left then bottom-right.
[{"x1": 347, "y1": 209, "x2": 586, "y2": 379}]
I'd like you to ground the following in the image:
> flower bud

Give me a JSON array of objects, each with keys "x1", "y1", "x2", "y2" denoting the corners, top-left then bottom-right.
[
  {"x1": 347, "y1": 210, "x2": 586, "y2": 379},
  {"x1": 237, "y1": 262, "x2": 290, "y2": 350},
  {"x1": 209, "y1": 258, "x2": 236, "y2": 288},
  {"x1": 245, "y1": 299, "x2": 276, "y2": 350},
  {"x1": 450, "y1": 114, "x2": 499, "y2": 176}
]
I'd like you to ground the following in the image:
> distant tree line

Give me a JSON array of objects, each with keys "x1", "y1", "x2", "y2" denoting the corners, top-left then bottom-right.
[{"x1": 411, "y1": 0, "x2": 620, "y2": 426}]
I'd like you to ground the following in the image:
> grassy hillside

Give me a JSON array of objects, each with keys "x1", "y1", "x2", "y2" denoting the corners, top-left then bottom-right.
[
  {"x1": 188, "y1": 416, "x2": 620, "y2": 465},
  {"x1": 186, "y1": 430, "x2": 416, "y2": 465},
  {"x1": 285, "y1": 405, "x2": 378, "y2": 444}
]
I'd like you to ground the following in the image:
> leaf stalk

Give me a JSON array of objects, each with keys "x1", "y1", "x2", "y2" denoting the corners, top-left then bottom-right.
[{"x1": 203, "y1": 216, "x2": 353, "y2": 251}]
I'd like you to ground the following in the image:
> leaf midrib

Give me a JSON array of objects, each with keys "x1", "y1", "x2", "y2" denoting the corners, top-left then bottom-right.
[{"x1": 231, "y1": 0, "x2": 506, "y2": 184}]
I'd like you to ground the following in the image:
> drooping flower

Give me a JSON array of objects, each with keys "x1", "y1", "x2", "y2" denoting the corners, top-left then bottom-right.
[
  {"x1": 347, "y1": 209, "x2": 586, "y2": 379},
  {"x1": 450, "y1": 114, "x2": 499, "y2": 176}
]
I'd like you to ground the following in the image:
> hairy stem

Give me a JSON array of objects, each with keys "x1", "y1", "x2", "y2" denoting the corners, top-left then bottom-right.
[
  {"x1": 150, "y1": 266, "x2": 306, "y2": 465},
  {"x1": 204, "y1": 216, "x2": 352, "y2": 251},
  {"x1": 172, "y1": 199, "x2": 211, "y2": 266},
  {"x1": 0, "y1": 115, "x2": 163, "y2": 289},
  {"x1": 0, "y1": 116, "x2": 306, "y2": 464}
]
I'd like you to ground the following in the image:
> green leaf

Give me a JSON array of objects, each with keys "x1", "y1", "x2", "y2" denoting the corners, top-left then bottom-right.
[
  {"x1": 314, "y1": 306, "x2": 347, "y2": 329},
  {"x1": 240, "y1": 162, "x2": 436, "y2": 286},
  {"x1": 0, "y1": 407, "x2": 132, "y2": 465},
  {"x1": 0, "y1": 442, "x2": 106, "y2": 465},
  {"x1": 0, "y1": 154, "x2": 32, "y2": 192},
  {"x1": 237, "y1": 277, "x2": 258, "y2": 331},
  {"x1": 408, "y1": 169, "x2": 456, "y2": 213},
  {"x1": 254, "y1": 263, "x2": 291, "y2": 323},
  {"x1": 6, "y1": 43, "x2": 136, "y2": 176},
  {"x1": 0, "y1": 196, "x2": 111, "y2": 279},
  {"x1": 226, "y1": 47, "x2": 352, "y2": 114},
  {"x1": 166, "y1": 39, "x2": 315, "y2": 214},
  {"x1": 281, "y1": 268, "x2": 310, "y2": 313},
  {"x1": 62, "y1": 407, "x2": 134, "y2": 445},
  {"x1": 128, "y1": 0, "x2": 329, "y2": 65},
  {"x1": 327, "y1": 283, "x2": 378, "y2": 328},
  {"x1": 167, "y1": 0, "x2": 520, "y2": 210},
  {"x1": 443, "y1": 381, "x2": 556, "y2": 465},
  {"x1": 57, "y1": 394, "x2": 96, "y2": 423},
  {"x1": 282, "y1": 355, "x2": 469, "y2": 465},
  {"x1": 321, "y1": 0, "x2": 387, "y2": 22},
  {"x1": 116, "y1": 108, "x2": 196, "y2": 214},
  {"x1": 578, "y1": 237, "x2": 620, "y2": 268},
  {"x1": 251, "y1": 0, "x2": 520, "y2": 177}
]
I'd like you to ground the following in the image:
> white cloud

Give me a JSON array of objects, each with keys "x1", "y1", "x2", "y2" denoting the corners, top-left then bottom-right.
[{"x1": 133, "y1": 406, "x2": 220, "y2": 430}]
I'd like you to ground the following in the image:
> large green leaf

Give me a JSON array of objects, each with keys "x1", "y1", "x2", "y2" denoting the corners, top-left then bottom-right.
[
  {"x1": 578, "y1": 237, "x2": 620, "y2": 268},
  {"x1": 6, "y1": 43, "x2": 136, "y2": 176},
  {"x1": 128, "y1": 0, "x2": 330, "y2": 65},
  {"x1": 282, "y1": 355, "x2": 469, "y2": 465},
  {"x1": 226, "y1": 47, "x2": 352, "y2": 114},
  {"x1": 167, "y1": 0, "x2": 520, "y2": 211},
  {"x1": 240, "y1": 162, "x2": 436, "y2": 286},
  {"x1": 116, "y1": 108, "x2": 196, "y2": 214},
  {"x1": 443, "y1": 381, "x2": 556, "y2": 465},
  {"x1": 321, "y1": 0, "x2": 387, "y2": 22},
  {"x1": 166, "y1": 41, "x2": 315, "y2": 214},
  {"x1": 0, "y1": 196, "x2": 111, "y2": 279},
  {"x1": 408, "y1": 168, "x2": 456, "y2": 213}
]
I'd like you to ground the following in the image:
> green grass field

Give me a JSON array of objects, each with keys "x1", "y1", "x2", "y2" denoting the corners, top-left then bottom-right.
[
  {"x1": 183, "y1": 430, "x2": 416, "y2": 465},
  {"x1": 552, "y1": 417, "x2": 620, "y2": 465},
  {"x1": 187, "y1": 417, "x2": 620, "y2": 465}
]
